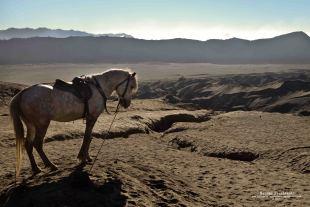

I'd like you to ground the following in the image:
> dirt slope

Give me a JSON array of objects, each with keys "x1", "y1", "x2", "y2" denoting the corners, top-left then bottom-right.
[
  {"x1": 137, "y1": 71, "x2": 310, "y2": 115},
  {"x1": 0, "y1": 98, "x2": 309, "y2": 207}
]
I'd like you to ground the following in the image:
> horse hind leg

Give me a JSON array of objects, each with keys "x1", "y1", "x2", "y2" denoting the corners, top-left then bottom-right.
[
  {"x1": 33, "y1": 122, "x2": 58, "y2": 171},
  {"x1": 25, "y1": 121, "x2": 42, "y2": 174},
  {"x1": 33, "y1": 123, "x2": 58, "y2": 171}
]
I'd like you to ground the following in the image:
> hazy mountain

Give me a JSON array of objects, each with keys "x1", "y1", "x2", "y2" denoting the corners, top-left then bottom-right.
[
  {"x1": 0, "y1": 27, "x2": 133, "y2": 39},
  {"x1": 0, "y1": 31, "x2": 309, "y2": 64}
]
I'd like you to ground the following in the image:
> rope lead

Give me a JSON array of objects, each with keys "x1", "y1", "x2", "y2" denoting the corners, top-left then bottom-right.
[{"x1": 88, "y1": 102, "x2": 121, "y2": 173}]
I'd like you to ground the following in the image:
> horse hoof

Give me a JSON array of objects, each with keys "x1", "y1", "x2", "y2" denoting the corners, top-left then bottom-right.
[
  {"x1": 77, "y1": 162, "x2": 87, "y2": 170},
  {"x1": 32, "y1": 167, "x2": 42, "y2": 175},
  {"x1": 86, "y1": 156, "x2": 92, "y2": 162},
  {"x1": 77, "y1": 153, "x2": 88, "y2": 163},
  {"x1": 77, "y1": 157, "x2": 87, "y2": 164},
  {"x1": 49, "y1": 165, "x2": 58, "y2": 171}
]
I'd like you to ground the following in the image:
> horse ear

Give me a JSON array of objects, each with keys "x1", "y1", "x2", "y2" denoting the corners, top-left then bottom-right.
[{"x1": 131, "y1": 72, "x2": 136, "y2": 77}]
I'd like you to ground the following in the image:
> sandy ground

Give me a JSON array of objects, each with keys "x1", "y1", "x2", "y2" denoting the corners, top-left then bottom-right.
[{"x1": 0, "y1": 99, "x2": 309, "y2": 207}]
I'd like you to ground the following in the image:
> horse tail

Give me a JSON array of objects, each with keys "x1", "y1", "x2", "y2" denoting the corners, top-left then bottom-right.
[{"x1": 9, "y1": 90, "x2": 25, "y2": 178}]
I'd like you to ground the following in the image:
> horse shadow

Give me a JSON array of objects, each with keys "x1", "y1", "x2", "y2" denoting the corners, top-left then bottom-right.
[{"x1": 1, "y1": 167, "x2": 127, "y2": 207}]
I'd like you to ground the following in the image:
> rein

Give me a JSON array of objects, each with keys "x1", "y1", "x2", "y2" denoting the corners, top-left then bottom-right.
[
  {"x1": 88, "y1": 101, "x2": 120, "y2": 173},
  {"x1": 88, "y1": 72, "x2": 136, "y2": 172}
]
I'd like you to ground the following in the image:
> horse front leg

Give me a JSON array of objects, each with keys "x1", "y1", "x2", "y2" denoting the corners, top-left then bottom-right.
[{"x1": 77, "y1": 117, "x2": 97, "y2": 164}]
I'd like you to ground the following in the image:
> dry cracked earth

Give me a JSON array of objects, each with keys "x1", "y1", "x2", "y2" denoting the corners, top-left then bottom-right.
[{"x1": 0, "y1": 98, "x2": 309, "y2": 207}]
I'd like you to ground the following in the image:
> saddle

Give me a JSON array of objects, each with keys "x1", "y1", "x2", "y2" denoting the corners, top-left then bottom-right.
[{"x1": 54, "y1": 76, "x2": 93, "y2": 118}]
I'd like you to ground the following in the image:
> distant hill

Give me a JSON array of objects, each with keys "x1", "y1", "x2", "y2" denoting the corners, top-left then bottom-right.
[
  {"x1": 0, "y1": 31, "x2": 309, "y2": 64},
  {"x1": 0, "y1": 27, "x2": 133, "y2": 39}
]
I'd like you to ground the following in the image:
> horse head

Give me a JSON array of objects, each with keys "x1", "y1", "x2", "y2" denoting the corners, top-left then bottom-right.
[{"x1": 115, "y1": 72, "x2": 138, "y2": 108}]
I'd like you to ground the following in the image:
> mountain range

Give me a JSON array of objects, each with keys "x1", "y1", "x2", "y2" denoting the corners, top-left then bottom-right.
[
  {"x1": 0, "y1": 28, "x2": 133, "y2": 39},
  {"x1": 0, "y1": 29, "x2": 309, "y2": 64}
]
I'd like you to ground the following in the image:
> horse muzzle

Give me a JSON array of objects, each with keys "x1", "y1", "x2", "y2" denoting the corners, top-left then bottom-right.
[{"x1": 119, "y1": 98, "x2": 130, "y2": 109}]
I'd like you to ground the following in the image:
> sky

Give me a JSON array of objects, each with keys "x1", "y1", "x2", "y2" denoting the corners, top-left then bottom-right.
[{"x1": 0, "y1": 0, "x2": 309, "y2": 40}]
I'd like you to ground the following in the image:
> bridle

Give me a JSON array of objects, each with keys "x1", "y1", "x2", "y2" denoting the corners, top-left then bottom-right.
[
  {"x1": 92, "y1": 72, "x2": 136, "y2": 114},
  {"x1": 115, "y1": 72, "x2": 136, "y2": 99}
]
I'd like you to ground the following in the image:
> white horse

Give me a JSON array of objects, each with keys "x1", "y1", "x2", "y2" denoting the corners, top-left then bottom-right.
[{"x1": 10, "y1": 69, "x2": 138, "y2": 177}]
